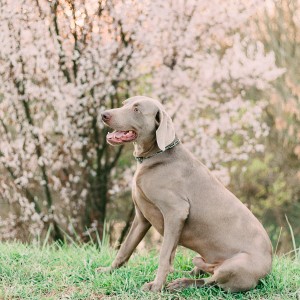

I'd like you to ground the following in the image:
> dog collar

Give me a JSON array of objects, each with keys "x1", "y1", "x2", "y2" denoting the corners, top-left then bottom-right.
[{"x1": 134, "y1": 138, "x2": 180, "y2": 163}]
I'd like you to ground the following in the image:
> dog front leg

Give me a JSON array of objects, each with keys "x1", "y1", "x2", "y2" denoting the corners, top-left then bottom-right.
[
  {"x1": 143, "y1": 200, "x2": 189, "y2": 292},
  {"x1": 97, "y1": 207, "x2": 151, "y2": 272}
]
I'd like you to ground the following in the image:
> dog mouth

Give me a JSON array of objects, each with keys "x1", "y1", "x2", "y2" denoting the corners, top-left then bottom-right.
[{"x1": 106, "y1": 130, "x2": 137, "y2": 144}]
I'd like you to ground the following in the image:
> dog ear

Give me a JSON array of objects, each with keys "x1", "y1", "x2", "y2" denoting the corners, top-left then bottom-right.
[{"x1": 155, "y1": 108, "x2": 175, "y2": 151}]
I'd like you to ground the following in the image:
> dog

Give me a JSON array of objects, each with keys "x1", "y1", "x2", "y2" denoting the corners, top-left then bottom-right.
[{"x1": 97, "y1": 96, "x2": 272, "y2": 292}]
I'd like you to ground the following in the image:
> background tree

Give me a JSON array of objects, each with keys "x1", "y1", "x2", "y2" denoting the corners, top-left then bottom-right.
[
  {"x1": 0, "y1": 0, "x2": 297, "y2": 253},
  {"x1": 229, "y1": 0, "x2": 300, "y2": 252},
  {"x1": 0, "y1": 0, "x2": 149, "y2": 241}
]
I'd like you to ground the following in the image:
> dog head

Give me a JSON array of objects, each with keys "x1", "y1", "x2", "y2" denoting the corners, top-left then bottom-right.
[{"x1": 101, "y1": 96, "x2": 175, "y2": 151}]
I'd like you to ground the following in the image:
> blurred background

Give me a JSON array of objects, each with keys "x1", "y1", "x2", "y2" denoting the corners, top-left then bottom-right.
[{"x1": 0, "y1": 0, "x2": 299, "y2": 254}]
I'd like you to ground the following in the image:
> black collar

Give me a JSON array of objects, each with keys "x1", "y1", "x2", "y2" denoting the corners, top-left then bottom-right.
[{"x1": 134, "y1": 138, "x2": 180, "y2": 163}]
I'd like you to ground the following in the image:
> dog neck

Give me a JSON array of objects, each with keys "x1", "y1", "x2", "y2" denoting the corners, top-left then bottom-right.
[
  {"x1": 133, "y1": 137, "x2": 160, "y2": 158},
  {"x1": 133, "y1": 137, "x2": 180, "y2": 163}
]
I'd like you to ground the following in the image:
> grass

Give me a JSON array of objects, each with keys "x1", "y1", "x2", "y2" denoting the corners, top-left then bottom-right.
[{"x1": 0, "y1": 241, "x2": 299, "y2": 300}]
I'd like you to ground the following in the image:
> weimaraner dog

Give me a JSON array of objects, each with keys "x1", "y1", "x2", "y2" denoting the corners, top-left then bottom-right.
[{"x1": 98, "y1": 96, "x2": 272, "y2": 292}]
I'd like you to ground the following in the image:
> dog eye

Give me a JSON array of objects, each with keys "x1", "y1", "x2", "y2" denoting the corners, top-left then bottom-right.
[{"x1": 133, "y1": 107, "x2": 139, "y2": 112}]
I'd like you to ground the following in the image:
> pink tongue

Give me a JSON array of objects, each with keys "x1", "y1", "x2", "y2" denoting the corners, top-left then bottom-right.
[
  {"x1": 107, "y1": 131, "x2": 136, "y2": 143},
  {"x1": 115, "y1": 131, "x2": 124, "y2": 138}
]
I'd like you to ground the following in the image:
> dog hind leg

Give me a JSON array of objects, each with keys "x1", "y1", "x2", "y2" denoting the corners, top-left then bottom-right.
[{"x1": 168, "y1": 253, "x2": 260, "y2": 292}]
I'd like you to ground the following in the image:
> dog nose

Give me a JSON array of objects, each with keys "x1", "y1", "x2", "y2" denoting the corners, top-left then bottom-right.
[{"x1": 101, "y1": 112, "x2": 111, "y2": 122}]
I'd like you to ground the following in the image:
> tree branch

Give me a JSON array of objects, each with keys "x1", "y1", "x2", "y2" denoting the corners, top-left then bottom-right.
[{"x1": 50, "y1": 0, "x2": 72, "y2": 83}]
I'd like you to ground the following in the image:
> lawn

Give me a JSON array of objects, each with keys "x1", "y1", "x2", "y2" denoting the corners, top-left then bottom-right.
[{"x1": 0, "y1": 241, "x2": 299, "y2": 300}]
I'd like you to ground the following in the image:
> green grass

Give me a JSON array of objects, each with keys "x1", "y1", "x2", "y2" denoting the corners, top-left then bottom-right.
[{"x1": 0, "y1": 242, "x2": 299, "y2": 300}]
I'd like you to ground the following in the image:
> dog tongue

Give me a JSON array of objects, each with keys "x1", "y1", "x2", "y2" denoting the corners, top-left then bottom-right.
[
  {"x1": 107, "y1": 130, "x2": 136, "y2": 143},
  {"x1": 115, "y1": 131, "x2": 124, "y2": 138}
]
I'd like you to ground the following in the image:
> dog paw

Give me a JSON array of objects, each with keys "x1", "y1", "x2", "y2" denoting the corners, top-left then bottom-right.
[
  {"x1": 166, "y1": 278, "x2": 190, "y2": 291},
  {"x1": 142, "y1": 281, "x2": 163, "y2": 292},
  {"x1": 95, "y1": 266, "x2": 113, "y2": 273}
]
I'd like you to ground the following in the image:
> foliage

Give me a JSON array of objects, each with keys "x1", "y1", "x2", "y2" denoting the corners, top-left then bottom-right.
[
  {"x1": 0, "y1": 241, "x2": 299, "y2": 299},
  {"x1": 228, "y1": 0, "x2": 300, "y2": 252},
  {"x1": 148, "y1": 0, "x2": 284, "y2": 184},
  {"x1": 261, "y1": 0, "x2": 300, "y2": 249},
  {"x1": 0, "y1": 0, "x2": 150, "y2": 241},
  {"x1": 0, "y1": 0, "x2": 299, "y2": 254}
]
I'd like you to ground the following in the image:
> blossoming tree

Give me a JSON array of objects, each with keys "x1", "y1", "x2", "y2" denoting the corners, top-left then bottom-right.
[{"x1": 0, "y1": 0, "x2": 284, "y2": 242}]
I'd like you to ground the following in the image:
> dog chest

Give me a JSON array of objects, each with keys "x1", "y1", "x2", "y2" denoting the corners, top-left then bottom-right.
[{"x1": 132, "y1": 178, "x2": 164, "y2": 236}]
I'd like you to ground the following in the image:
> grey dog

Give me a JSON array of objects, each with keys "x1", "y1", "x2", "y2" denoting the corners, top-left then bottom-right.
[{"x1": 97, "y1": 96, "x2": 272, "y2": 293}]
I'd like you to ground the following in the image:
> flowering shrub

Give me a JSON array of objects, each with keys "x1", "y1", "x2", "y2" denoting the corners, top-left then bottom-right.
[{"x1": 0, "y1": 0, "x2": 284, "y2": 241}]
